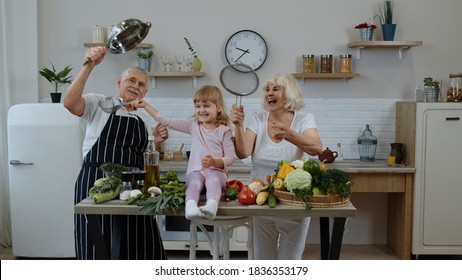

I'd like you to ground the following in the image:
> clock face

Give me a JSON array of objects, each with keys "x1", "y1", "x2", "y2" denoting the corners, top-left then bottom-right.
[{"x1": 225, "y1": 30, "x2": 268, "y2": 71}]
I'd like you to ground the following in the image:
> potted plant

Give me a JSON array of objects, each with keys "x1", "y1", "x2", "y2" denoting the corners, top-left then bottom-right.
[
  {"x1": 423, "y1": 77, "x2": 441, "y2": 102},
  {"x1": 39, "y1": 62, "x2": 73, "y2": 103},
  {"x1": 355, "y1": 22, "x2": 377, "y2": 41},
  {"x1": 374, "y1": 0, "x2": 396, "y2": 41},
  {"x1": 137, "y1": 49, "x2": 154, "y2": 72}
]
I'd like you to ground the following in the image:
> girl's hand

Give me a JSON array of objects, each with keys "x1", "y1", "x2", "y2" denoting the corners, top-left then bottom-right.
[
  {"x1": 131, "y1": 98, "x2": 147, "y2": 108},
  {"x1": 154, "y1": 123, "x2": 169, "y2": 144},
  {"x1": 230, "y1": 104, "x2": 245, "y2": 126},
  {"x1": 201, "y1": 155, "x2": 215, "y2": 168}
]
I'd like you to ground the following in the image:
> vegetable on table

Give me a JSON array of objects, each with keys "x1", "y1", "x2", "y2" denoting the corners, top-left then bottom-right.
[
  {"x1": 248, "y1": 181, "x2": 264, "y2": 195},
  {"x1": 284, "y1": 169, "x2": 312, "y2": 193},
  {"x1": 277, "y1": 162, "x2": 295, "y2": 179},
  {"x1": 237, "y1": 185, "x2": 256, "y2": 205},
  {"x1": 89, "y1": 177, "x2": 122, "y2": 204},
  {"x1": 256, "y1": 190, "x2": 270, "y2": 205},
  {"x1": 226, "y1": 179, "x2": 243, "y2": 192}
]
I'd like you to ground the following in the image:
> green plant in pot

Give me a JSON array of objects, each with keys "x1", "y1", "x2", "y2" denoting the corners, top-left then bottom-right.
[
  {"x1": 423, "y1": 77, "x2": 441, "y2": 102},
  {"x1": 137, "y1": 49, "x2": 154, "y2": 72},
  {"x1": 374, "y1": 0, "x2": 396, "y2": 41},
  {"x1": 39, "y1": 62, "x2": 73, "y2": 103}
]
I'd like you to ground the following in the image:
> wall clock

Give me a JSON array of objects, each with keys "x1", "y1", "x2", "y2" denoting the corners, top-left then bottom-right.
[{"x1": 224, "y1": 29, "x2": 268, "y2": 71}]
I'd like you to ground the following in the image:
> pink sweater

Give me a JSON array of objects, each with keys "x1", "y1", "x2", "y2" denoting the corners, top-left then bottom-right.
[{"x1": 155, "y1": 112, "x2": 235, "y2": 176}]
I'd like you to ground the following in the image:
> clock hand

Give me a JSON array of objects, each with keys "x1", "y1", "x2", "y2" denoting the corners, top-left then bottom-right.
[
  {"x1": 234, "y1": 49, "x2": 250, "y2": 63},
  {"x1": 235, "y1": 47, "x2": 250, "y2": 54}
]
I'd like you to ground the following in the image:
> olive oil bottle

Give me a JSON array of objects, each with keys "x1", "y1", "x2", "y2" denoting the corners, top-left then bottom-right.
[{"x1": 144, "y1": 135, "x2": 160, "y2": 191}]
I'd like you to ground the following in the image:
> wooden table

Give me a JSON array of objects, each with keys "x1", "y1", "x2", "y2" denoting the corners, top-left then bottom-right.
[
  {"x1": 331, "y1": 160, "x2": 415, "y2": 260},
  {"x1": 75, "y1": 197, "x2": 356, "y2": 260},
  {"x1": 161, "y1": 159, "x2": 416, "y2": 260}
]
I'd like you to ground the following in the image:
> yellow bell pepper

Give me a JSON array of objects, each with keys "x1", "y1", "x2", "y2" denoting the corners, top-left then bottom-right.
[{"x1": 277, "y1": 163, "x2": 294, "y2": 180}]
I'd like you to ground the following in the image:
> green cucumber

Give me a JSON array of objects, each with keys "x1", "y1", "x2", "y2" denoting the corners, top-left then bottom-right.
[{"x1": 268, "y1": 194, "x2": 277, "y2": 208}]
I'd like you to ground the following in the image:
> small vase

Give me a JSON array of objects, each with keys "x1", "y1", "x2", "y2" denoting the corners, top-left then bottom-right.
[
  {"x1": 138, "y1": 58, "x2": 152, "y2": 72},
  {"x1": 381, "y1": 24, "x2": 396, "y2": 41},
  {"x1": 191, "y1": 56, "x2": 202, "y2": 72},
  {"x1": 359, "y1": 28, "x2": 374, "y2": 41}
]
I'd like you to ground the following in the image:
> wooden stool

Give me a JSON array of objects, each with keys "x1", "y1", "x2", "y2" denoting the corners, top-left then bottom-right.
[{"x1": 189, "y1": 216, "x2": 253, "y2": 260}]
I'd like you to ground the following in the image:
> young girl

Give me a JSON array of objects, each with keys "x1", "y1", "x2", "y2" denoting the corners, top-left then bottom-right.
[{"x1": 133, "y1": 85, "x2": 235, "y2": 220}]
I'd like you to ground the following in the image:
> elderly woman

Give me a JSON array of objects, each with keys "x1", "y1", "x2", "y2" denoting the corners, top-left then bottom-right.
[{"x1": 229, "y1": 73, "x2": 322, "y2": 260}]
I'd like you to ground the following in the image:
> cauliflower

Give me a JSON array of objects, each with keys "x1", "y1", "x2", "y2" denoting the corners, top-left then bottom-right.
[
  {"x1": 291, "y1": 159, "x2": 304, "y2": 169},
  {"x1": 284, "y1": 169, "x2": 312, "y2": 193},
  {"x1": 248, "y1": 181, "x2": 264, "y2": 195}
]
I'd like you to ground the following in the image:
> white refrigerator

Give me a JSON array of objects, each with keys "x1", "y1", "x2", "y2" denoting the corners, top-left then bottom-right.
[{"x1": 7, "y1": 103, "x2": 84, "y2": 258}]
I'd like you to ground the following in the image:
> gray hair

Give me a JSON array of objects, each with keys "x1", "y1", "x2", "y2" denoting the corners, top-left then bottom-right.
[{"x1": 262, "y1": 73, "x2": 304, "y2": 111}]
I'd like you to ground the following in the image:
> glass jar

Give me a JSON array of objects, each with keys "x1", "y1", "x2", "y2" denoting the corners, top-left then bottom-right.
[
  {"x1": 320, "y1": 55, "x2": 333, "y2": 73},
  {"x1": 447, "y1": 73, "x2": 462, "y2": 102},
  {"x1": 357, "y1": 124, "x2": 378, "y2": 162},
  {"x1": 302, "y1": 54, "x2": 315, "y2": 73},
  {"x1": 339, "y1": 54, "x2": 352, "y2": 73}
]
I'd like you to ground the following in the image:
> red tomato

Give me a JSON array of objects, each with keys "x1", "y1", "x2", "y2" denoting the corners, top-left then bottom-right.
[
  {"x1": 226, "y1": 179, "x2": 243, "y2": 192},
  {"x1": 237, "y1": 185, "x2": 256, "y2": 205}
]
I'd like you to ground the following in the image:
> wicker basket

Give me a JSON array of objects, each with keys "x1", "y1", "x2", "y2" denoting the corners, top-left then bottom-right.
[{"x1": 274, "y1": 189, "x2": 350, "y2": 208}]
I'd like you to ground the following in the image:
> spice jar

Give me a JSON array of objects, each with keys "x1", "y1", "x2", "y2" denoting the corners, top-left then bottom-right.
[
  {"x1": 339, "y1": 54, "x2": 352, "y2": 73},
  {"x1": 302, "y1": 54, "x2": 315, "y2": 73},
  {"x1": 320, "y1": 55, "x2": 333, "y2": 73},
  {"x1": 447, "y1": 73, "x2": 462, "y2": 102}
]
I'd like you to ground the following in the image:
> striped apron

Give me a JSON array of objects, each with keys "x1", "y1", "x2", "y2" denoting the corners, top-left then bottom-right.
[{"x1": 74, "y1": 112, "x2": 166, "y2": 260}]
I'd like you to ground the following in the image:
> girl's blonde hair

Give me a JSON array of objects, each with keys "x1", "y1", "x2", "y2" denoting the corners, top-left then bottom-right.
[{"x1": 193, "y1": 85, "x2": 230, "y2": 126}]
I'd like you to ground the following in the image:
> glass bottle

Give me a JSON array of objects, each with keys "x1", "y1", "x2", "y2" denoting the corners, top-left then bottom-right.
[
  {"x1": 336, "y1": 142, "x2": 344, "y2": 161},
  {"x1": 357, "y1": 124, "x2": 378, "y2": 162},
  {"x1": 447, "y1": 73, "x2": 462, "y2": 102},
  {"x1": 144, "y1": 135, "x2": 160, "y2": 189}
]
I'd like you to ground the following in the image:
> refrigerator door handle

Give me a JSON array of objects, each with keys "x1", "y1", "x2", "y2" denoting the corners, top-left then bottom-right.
[{"x1": 9, "y1": 160, "x2": 33, "y2": 165}]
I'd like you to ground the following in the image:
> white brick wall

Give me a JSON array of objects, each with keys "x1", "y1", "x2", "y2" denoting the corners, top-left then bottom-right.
[{"x1": 144, "y1": 97, "x2": 398, "y2": 160}]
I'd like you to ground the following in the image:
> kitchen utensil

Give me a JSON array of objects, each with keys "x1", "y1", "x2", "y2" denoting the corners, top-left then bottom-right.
[
  {"x1": 98, "y1": 96, "x2": 133, "y2": 113},
  {"x1": 219, "y1": 63, "x2": 259, "y2": 106},
  {"x1": 83, "y1": 18, "x2": 152, "y2": 66}
]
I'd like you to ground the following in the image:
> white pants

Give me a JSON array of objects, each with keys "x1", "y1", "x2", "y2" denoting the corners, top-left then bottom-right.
[{"x1": 253, "y1": 216, "x2": 311, "y2": 260}]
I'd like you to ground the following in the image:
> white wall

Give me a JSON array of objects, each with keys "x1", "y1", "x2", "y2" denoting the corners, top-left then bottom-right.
[{"x1": 6, "y1": 0, "x2": 462, "y2": 246}]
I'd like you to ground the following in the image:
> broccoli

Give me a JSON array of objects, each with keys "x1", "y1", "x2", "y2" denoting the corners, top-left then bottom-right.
[{"x1": 89, "y1": 177, "x2": 122, "y2": 203}]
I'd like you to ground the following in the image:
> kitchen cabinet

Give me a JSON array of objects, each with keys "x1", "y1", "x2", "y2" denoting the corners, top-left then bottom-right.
[
  {"x1": 396, "y1": 102, "x2": 462, "y2": 257},
  {"x1": 347, "y1": 41, "x2": 423, "y2": 59}
]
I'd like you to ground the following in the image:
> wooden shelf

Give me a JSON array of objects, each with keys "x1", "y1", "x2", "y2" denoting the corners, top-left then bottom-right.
[
  {"x1": 83, "y1": 43, "x2": 153, "y2": 49},
  {"x1": 347, "y1": 41, "x2": 423, "y2": 59},
  {"x1": 293, "y1": 72, "x2": 359, "y2": 84},
  {"x1": 147, "y1": 71, "x2": 206, "y2": 88}
]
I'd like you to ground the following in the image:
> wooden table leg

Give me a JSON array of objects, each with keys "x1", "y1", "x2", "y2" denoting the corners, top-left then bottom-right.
[{"x1": 85, "y1": 214, "x2": 110, "y2": 260}]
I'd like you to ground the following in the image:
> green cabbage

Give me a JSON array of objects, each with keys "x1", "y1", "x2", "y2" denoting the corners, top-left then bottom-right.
[{"x1": 284, "y1": 169, "x2": 312, "y2": 192}]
